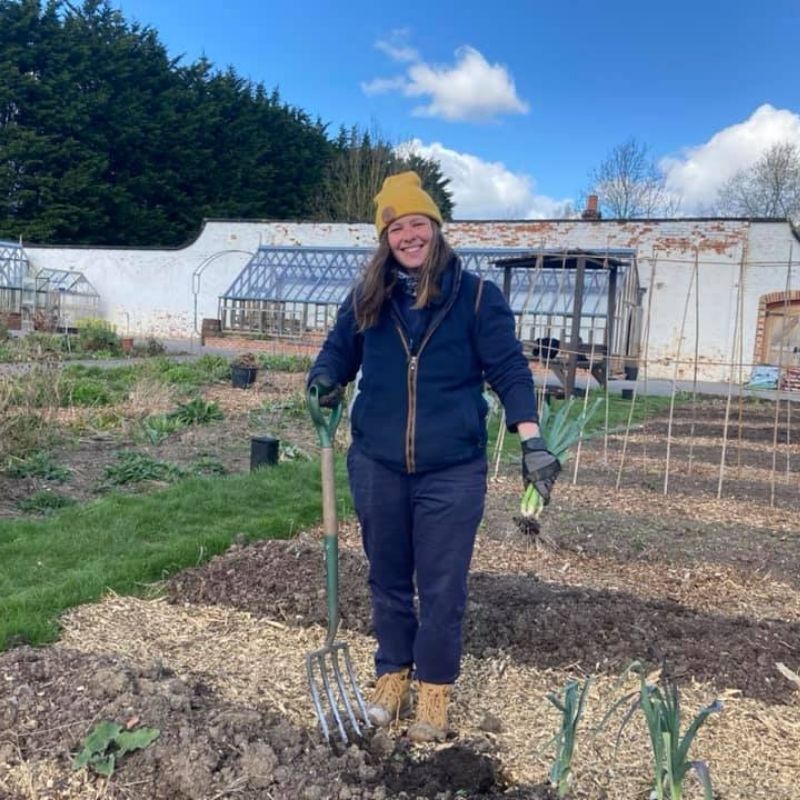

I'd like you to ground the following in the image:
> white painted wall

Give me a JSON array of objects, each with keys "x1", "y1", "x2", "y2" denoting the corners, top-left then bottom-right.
[{"x1": 25, "y1": 218, "x2": 800, "y2": 380}]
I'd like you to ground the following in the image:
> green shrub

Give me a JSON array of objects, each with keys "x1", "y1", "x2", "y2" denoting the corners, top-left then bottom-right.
[
  {"x1": 77, "y1": 319, "x2": 121, "y2": 354},
  {"x1": 5, "y1": 451, "x2": 72, "y2": 482}
]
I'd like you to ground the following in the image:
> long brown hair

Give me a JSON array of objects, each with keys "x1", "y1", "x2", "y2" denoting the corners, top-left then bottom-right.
[{"x1": 354, "y1": 223, "x2": 454, "y2": 331}]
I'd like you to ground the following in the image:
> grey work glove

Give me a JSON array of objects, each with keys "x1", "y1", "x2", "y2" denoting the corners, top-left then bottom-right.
[
  {"x1": 308, "y1": 374, "x2": 344, "y2": 408},
  {"x1": 521, "y1": 436, "x2": 562, "y2": 505}
]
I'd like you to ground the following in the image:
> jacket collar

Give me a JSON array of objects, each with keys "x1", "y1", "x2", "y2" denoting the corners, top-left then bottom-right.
[{"x1": 388, "y1": 255, "x2": 461, "y2": 307}]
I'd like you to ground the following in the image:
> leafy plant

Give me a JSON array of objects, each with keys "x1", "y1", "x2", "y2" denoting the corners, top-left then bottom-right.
[
  {"x1": 76, "y1": 318, "x2": 121, "y2": 354},
  {"x1": 143, "y1": 355, "x2": 230, "y2": 388},
  {"x1": 20, "y1": 332, "x2": 65, "y2": 359},
  {"x1": 232, "y1": 351, "x2": 258, "y2": 369},
  {"x1": 260, "y1": 393, "x2": 307, "y2": 419},
  {"x1": 60, "y1": 364, "x2": 136, "y2": 407},
  {"x1": 143, "y1": 336, "x2": 166, "y2": 356},
  {"x1": 279, "y1": 442, "x2": 311, "y2": 461},
  {"x1": 72, "y1": 720, "x2": 160, "y2": 777},
  {"x1": 544, "y1": 677, "x2": 592, "y2": 798},
  {"x1": 5, "y1": 451, "x2": 72, "y2": 482},
  {"x1": 518, "y1": 397, "x2": 602, "y2": 532},
  {"x1": 18, "y1": 490, "x2": 77, "y2": 515},
  {"x1": 602, "y1": 663, "x2": 721, "y2": 800},
  {"x1": 257, "y1": 353, "x2": 313, "y2": 372},
  {"x1": 190, "y1": 455, "x2": 227, "y2": 476},
  {"x1": 140, "y1": 414, "x2": 184, "y2": 444},
  {"x1": 168, "y1": 398, "x2": 224, "y2": 426},
  {"x1": 100, "y1": 451, "x2": 185, "y2": 488}
]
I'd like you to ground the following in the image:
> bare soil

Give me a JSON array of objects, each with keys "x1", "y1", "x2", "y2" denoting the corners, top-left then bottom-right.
[{"x1": 1, "y1": 382, "x2": 799, "y2": 799}]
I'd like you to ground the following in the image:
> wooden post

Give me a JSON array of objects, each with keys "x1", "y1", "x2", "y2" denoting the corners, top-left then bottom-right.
[
  {"x1": 606, "y1": 262, "x2": 617, "y2": 387},
  {"x1": 565, "y1": 256, "x2": 586, "y2": 398}
]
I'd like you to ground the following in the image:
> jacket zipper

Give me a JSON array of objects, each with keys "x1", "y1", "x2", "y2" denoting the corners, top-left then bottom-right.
[{"x1": 391, "y1": 266, "x2": 464, "y2": 473}]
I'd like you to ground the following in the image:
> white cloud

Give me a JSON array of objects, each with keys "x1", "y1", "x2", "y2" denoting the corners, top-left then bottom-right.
[
  {"x1": 662, "y1": 104, "x2": 800, "y2": 212},
  {"x1": 363, "y1": 42, "x2": 529, "y2": 122},
  {"x1": 375, "y1": 32, "x2": 419, "y2": 64},
  {"x1": 398, "y1": 139, "x2": 570, "y2": 219}
]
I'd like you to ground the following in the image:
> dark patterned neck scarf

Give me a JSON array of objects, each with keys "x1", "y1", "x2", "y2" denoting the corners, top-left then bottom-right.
[{"x1": 394, "y1": 267, "x2": 421, "y2": 299}]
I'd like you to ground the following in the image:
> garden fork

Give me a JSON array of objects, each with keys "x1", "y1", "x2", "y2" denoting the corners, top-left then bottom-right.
[{"x1": 305, "y1": 386, "x2": 371, "y2": 744}]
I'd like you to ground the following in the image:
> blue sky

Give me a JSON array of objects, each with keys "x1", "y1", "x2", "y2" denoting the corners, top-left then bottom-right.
[{"x1": 113, "y1": 0, "x2": 800, "y2": 218}]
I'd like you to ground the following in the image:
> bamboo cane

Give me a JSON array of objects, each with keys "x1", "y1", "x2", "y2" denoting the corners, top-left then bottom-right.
[
  {"x1": 664, "y1": 255, "x2": 697, "y2": 495},
  {"x1": 687, "y1": 249, "x2": 700, "y2": 476},
  {"x1": 718, "y1": 246, "x2": 747, "y2": 499},
  {"x1": 770, "y1": 245, "x2": 794, "y2": 506}
]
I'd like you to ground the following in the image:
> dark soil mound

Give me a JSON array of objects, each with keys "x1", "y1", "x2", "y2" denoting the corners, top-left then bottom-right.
[{"x1": 168, "y1": 539, "x2": 800, "y2": 706}]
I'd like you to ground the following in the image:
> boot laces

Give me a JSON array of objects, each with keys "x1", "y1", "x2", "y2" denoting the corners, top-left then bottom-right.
[
  {"x1": 417, "y1": 683, "x2": 450, "y2": 728},
  {"x1": 371, "y1": 671, "x2": 409, "y2": 714}
]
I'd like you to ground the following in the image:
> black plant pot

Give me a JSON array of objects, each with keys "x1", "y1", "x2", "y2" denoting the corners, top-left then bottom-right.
[
  {"x1": 624, "y1": 365, "x2": 639, "y2": 381},
  {"x1": 231, "y1": 365, "x2": 257, "y2": 388}
]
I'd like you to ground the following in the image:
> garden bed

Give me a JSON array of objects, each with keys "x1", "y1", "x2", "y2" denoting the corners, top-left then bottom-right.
[{"x1": 1, "y1": 367, "x2": 799, "y2": 799}]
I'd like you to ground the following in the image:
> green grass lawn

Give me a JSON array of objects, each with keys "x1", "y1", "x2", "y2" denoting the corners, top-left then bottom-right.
[
  {"x1": 0, "y1": 388, "x2": 684, "y2": 652},
  {"x1": 0, "y1": 458, "x2": 351, "y2": 651}
]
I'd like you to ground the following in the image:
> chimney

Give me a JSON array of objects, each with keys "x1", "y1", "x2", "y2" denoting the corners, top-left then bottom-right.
[{"x1": 582, "y1": 194, "x2": 601, "y2": 220}]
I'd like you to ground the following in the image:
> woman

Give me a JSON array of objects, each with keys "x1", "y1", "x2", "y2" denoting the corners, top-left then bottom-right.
[{"x1": 308, "y1": 171, "x2": 560, "y2": 742}]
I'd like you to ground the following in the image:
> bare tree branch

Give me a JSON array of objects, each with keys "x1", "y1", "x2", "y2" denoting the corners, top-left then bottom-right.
[
  {"x1": 586, "y1": 137, "x2": 677, "y2": 219},
  {"x1": 716, "y1": 141, "x2": 800, "y2": 220}
]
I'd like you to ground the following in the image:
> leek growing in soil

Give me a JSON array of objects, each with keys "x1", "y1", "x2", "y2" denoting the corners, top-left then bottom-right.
[
  {"x1": 518, "y1": 397, "x2": 602, "y2": 534},
  {"x1": 544, "y1": 676, "x2": 592, "y2": 798},
  {"x1": 601, "y1": 663, "x2": 721, "y2": 800}
]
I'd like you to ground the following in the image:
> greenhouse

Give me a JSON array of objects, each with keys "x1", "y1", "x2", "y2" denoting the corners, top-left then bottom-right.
[
  {"x1": 219, "y1": 245, "x2": 642, "y2": 379},
  {"x1": 33, "y1": 268, "x2": 100, "y2": 326},
  {"x1": 0, "y1": 241, "x2": 99, "y2": 330},
  {"x1": 0, "y1": 240, "x2": 30, "y2": 319}
]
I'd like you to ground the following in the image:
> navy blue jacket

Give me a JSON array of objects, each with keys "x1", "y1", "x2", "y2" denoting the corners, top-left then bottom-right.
[{"x1": 309, "y1": 257, "x2": 537, "y2": 474}]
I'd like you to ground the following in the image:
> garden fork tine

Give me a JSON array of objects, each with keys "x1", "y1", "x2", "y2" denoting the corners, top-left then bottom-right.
[{"x1": 305, "y1": 387, "x2": 371, "y2": 745}]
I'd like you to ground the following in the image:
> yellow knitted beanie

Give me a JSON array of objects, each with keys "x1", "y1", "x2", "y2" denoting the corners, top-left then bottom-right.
[{"x1": 374, "y1": 171, "x2": 443, "y2": 237}]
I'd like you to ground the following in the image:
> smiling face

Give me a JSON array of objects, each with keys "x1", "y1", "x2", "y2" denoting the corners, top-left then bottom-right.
[{"x1": 386, "y1": 214, "x2": 434, "y2": 270}]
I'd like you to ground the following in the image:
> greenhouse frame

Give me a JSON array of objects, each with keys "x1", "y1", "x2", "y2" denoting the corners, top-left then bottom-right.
[
  {"x1": 219, "y1": 245, "x2": 643, "y2": 378},
  {"x1": 0, "y1": 241, "x2": 99, "y2": 330}
]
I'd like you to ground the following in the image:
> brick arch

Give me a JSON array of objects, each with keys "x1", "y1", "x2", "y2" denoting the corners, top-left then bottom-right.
[{"x1": 754, "y1": 289, "x2": 800, "y2": 363}]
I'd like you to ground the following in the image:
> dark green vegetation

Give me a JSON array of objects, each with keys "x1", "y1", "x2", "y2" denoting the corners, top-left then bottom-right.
[
  {"x1": 0, "y1": 0, "x2": 451, "y2": 246},
  {"x1": 0, "y1": 458, "x2": 352, "y2": 650}
]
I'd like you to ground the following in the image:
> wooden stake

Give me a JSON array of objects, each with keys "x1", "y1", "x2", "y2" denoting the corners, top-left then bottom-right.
[
  {"x1": 664, "y1": 254, "x2": 697, "y2": 495},
  {"x1": 770, "y1": 244, "x2": 794, "y2": 507},
  {"x1": 718, "y1": 245, "x2": 747, "y2": 499}
]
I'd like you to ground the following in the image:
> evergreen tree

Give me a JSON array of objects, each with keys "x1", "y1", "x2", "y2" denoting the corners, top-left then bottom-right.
[{"x1": 0, "y1": 0, "x2": 332, "y2": 245}]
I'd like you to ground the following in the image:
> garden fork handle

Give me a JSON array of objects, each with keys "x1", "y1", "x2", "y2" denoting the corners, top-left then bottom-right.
[{"x1": 308, "y1": 387, "x2": 343, "y2": 646}]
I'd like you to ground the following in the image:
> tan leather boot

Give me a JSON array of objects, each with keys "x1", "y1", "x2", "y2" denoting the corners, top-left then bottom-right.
[
  {"x1": 365, "y1": 669, "x2": 412, "y2": 727},
  {"x1": 407, "y1": 681, "x2": 450, "y2": 743}
]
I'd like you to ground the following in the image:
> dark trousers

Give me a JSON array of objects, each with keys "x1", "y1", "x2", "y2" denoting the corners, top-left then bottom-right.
[{"x1": 347, "y1": 445, "x2": 487, "y2": 684}]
